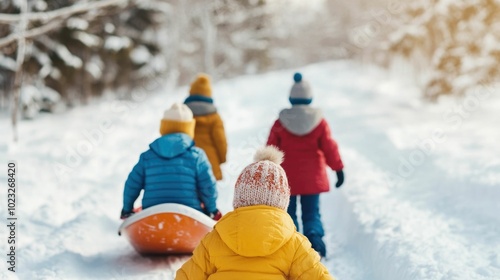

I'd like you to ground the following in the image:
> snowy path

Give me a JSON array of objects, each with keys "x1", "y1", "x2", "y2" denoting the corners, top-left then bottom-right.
[
  {"x1": 1, "y1": 60, "x2": 499, "y2": 279},
  {"x1": 307, "y1": 63, "x2": 500, "y2": 280}
]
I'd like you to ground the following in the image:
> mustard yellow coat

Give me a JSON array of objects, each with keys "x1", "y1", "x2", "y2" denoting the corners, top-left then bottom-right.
[
  {"x1": 193, "y1": 113, "x2": 227, "y2": 180},
  {"x1": 176, "y1": 205, "x2": 334, "y2": 280}
]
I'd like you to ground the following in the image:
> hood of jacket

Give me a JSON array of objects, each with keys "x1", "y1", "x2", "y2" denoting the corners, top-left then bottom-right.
[
  {"x1": 185, "y1": 101, "x2": 217, "y2": 116},
  {"x1": 278, "y1": 106, "x2": 323, "y2": 136},
  {"x1": 215, "y1": 205, "x2": 296, "y2": 257},
  {"x1": 149, "y1": 133, "x2": 194, "y2": 159}
]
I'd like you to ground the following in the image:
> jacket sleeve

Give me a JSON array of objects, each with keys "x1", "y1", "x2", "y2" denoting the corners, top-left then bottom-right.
[
  {"x1": 176, "y1": 237, "x2": 214, "y2": 279},
  {"x1": 318, "y1": 120, "x2": 344, "y2": 171},
  {"x1": 123, "y1": 154, "x2": 145, "y2": 212},
  {"x1": 266, "y1": 120, "x2": 281, "y2": 148},
  {"x1": 211, "y1": 114, "x2": 227, "y2": 164},
  {"x1": 196, "y1": 150, "x2": 218, "y2": 213},
  {"x1": 290, "y1": 238, "x2": 335, "y2": 280}
]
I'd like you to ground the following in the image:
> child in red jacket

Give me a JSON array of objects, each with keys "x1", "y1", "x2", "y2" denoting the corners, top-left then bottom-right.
[{"x1": 267, "y1": 72, "x2": 344, "y2": 257}]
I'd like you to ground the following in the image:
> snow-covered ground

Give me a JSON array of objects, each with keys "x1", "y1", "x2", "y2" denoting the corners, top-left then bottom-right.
[{"x1": 1, "y1": 60, "x2": 499, "y2": 280}]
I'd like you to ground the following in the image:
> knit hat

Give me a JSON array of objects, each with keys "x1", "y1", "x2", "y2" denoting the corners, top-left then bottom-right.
[
  {"x1": 233, "y1": 146, "x2": 290, "y2": 210},
  {"x1": 189, "y1": 73, "x2": 212, "y2": 98},
  {"x1": 289, "y1": 72, "x2": 312, "y2": 105},
  {"x1": 159, "y1": 103, "x2": 196, "y2": 138}
]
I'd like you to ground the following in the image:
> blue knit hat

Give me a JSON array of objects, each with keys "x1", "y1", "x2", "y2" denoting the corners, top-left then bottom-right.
[{"x1": 289, "y1": 72, "x2": 312, "y2": 105}]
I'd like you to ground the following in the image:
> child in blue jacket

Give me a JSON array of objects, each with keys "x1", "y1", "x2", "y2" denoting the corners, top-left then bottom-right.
[{"x1": 120, "y1": 103, "x2": 220, "y2": 220}]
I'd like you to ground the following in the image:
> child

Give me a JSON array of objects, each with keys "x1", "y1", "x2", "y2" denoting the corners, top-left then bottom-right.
[
  {"x1": 176, "y1": 146, "x2": 334, "y2": 280},
  {"x1": 184, "y1": 74, "x2": 227, "y2": 181},
  {"x1": 120, "y1": 103, "x2": 221, "y2": 220},
  {"x1": 266, "y1": 73, "x2": 344, "y2": 257}
]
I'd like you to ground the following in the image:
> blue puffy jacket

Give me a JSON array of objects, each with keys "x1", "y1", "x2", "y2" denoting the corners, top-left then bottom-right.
[{"x1": 122, "y1": 133, "x2": 217, "y2": 214}]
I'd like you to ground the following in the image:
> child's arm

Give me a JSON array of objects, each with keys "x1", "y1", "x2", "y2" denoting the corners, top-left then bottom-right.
[
  {"x1": 266, "y1": 120, "x2": 281, "y2": 147},
  {"x1": 289, "y1": 237, "x2": 335, "y2": 280},
  {"x1": 176, "y1": 237, "x2": 214, "y2": 279},
  {"x1": 122, "y1": 154, "x2": 145, "y2": 213},
  {"x1": 196, "y1": 151, "x2": 218, "y2": 214},
  {"x1": 211, "y1": 114, "x2": 227, "y2": 164},
  {"x1": 318, "y1": 120, "x2": 344, "y2": 171}
]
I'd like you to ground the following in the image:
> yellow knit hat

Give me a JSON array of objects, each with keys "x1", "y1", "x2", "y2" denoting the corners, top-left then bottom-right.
[
  {"x1": 189, "y1": 74, "x2": 212, "y2": 97},
  {"x1": 159, "y1": 103, "x2": 196, "y2": 138}
]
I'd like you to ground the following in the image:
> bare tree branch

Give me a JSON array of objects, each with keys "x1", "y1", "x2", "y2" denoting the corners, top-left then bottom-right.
[
  {"x1": 0, "y1": 0, "x2": 131, "y2": 24},
  {"x1": 0, "y1": 19, "x2": 64, "y2": 49}
]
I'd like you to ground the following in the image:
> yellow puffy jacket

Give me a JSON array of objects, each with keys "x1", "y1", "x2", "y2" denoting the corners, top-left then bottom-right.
[
  {"x1": 192, "y1": 113, "x2": 227, "y2": 180},
  {"x1": 176, "y1": 205, "x2": 334, "y2": 280}
]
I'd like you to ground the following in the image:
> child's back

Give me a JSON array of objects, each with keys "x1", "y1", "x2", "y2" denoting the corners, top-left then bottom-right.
[
  {"x1": 176, "y1": 147, "x2": 334, "y2": 280},
  {"x1": 124, "y1": 133, "x2": 215, "y2": 212},
  {"x1": 185, "y1": 74, "x2": 227, "y2": 181},
  {"x1": 121, "y1": 103, "x2": 218, "y2": 219},
  {"x1": 267, "y1": 73, "x2": 343, "y2": 196},
  {"x1": 266, "y1": 73, "x2": 344, "y2": 258}
]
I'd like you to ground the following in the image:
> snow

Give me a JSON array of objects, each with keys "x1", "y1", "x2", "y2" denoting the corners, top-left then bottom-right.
[
  {"x1": 55, "y1": 45, "x2": 83, "y2": 68},
  {"x1": 85, "y1": 55, "x2": 104, "y2": 80},
  {"x1": 130, "y1": 46, "x2": 151, "y2": 65},
  {"x1": 104, "y1": 23, "x2": 116, "y2": 33},
  {"x1": 20, "y1": 85, "x2": 41, "y2": 119},
  {"x1": 85, "y1": 63, "x2": 102, "y2": 80},
  {"x1": 0, "y1": 54, "x2": 17, "y2": 71},
  {"x1": 32, "y1": 46, "x2": 52, "y2": 78},
  {"x1": 34, "y1": 0, "x2": 47, "y2": 11},
  {"x1": 105, "y1": 36, "x2": 132, "y2": 51},
  {"x1": 66, "y1": 18, "x2": 89, "y2": 30},
  {"x1": 73, "y1": 31, "x2": 102, "y2": 48},
  {"x1": 1, "y1": 60, "x2": 499, "y2": 279},
  {"x1": 19, "y1": 84, "x2": 62, "y2": 119},
  {"x1": 50, "y1": 68, "x2": 62, "y2": 80}
]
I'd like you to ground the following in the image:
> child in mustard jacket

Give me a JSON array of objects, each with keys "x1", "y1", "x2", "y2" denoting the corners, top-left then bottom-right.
[
  {"x1": 176, "y1": 146, "x2": 334, "y2": 280},
  {"x1": 184, "y1": 74, "x2": 227, "y2": 181}
]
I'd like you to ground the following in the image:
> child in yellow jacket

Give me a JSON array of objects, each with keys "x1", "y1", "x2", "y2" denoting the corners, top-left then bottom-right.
[
  {"x1": 184, "y1": 74, "x2": 227, "y2": 181},
  {"x1": 176, "y1": 146, "x2": 334, "y2": 280}
]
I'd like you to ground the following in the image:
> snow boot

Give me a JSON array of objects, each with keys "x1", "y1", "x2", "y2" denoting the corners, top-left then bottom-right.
[{"x1": 309, "y1": 235, "x2": 326, "y2": 257}]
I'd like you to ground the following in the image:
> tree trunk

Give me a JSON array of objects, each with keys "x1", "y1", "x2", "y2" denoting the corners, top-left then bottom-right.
[
  {"x1": 202, "y1": 2, "x2": 216, "y2": 76},
  {"x1": 81, "y1": 48, "x2": 91, "y2": 104},
  {"x1": 11, "y1": 0, "x2": 28, "y2": 142}
]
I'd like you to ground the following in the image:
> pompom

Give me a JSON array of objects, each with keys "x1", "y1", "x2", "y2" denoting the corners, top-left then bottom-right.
[
  {"x1": 293, "y1": 72, "x2": 302, "y2": 83},
  {"x1": 196, "y1": 74, "x2": 210, "y2": 84},
  {"x1": 254, "y1": 146, "x2": 284, "y2": 164},
  {"x1": 170, "y1": 103, "x2": 182, "y2": 110}
]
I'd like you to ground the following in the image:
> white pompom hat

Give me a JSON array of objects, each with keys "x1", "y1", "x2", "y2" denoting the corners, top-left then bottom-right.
[
  {"x1": 163, "y1": 103, "x2": 193, "y2": 121},
  {"x1": 233, "y1": 146, "x2": 290, "y2": 210},
  {"x1": 160, "y1": 103, "x2": 196, "y2": 138}
]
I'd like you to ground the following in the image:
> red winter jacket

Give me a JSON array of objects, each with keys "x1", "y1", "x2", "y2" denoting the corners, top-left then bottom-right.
[{"x1": 267, "y1": 119, "x2": 343, "y2": 195}]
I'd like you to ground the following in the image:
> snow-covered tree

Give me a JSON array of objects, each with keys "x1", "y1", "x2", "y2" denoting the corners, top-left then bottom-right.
[
  {"x1": 158, "y1": 0, "x2": 272, "y2": 83},
  {"x1": 0, "y1": 0, "x2": 165, "y2": 110},
  {"x1": 379, "y1": 0, "x2": 500, "y2": 100},
  {"x1": 0, "y1": 0, "x2": 398, "y2": 121}
]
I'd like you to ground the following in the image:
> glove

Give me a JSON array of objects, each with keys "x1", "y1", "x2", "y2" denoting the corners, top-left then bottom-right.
[
  {"x1": 335, "y1": 170, "x2": 344, "y2": 188},
  {"x1": 120, "y1": 209, "x2": 134, "y2": 220},
  {"x1": 209, "y1": 209, "x2": 222, "y2": 221}
]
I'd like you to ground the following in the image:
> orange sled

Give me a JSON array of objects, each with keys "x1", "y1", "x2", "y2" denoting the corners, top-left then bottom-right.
[{"x1": 118, "y1": 203, "x2": 216, "y2": 254}]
